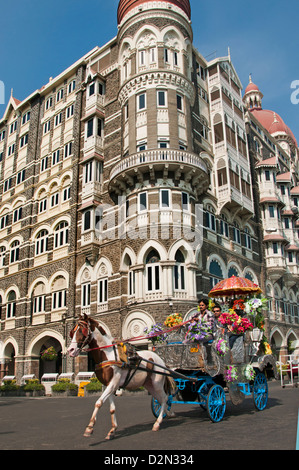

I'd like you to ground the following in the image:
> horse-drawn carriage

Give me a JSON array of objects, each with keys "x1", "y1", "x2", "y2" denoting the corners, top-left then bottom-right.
[
  {"x1": 151, "y1": 276, "x2": 278, "y2": 423},
  {"x1": 152, "y1": 324, "x2": 278, "y2": 423},
  {"x1": 68, "y1": 276, "x2": 278, "y2": 438}
]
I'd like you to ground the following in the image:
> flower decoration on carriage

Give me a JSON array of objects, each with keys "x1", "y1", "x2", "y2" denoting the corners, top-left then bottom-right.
[
  {"x1": 263, "y1": 342, "x2": 272, "y2": 355},
  {"x1": 232, "y1": 299, "x2": 245, "y2": 311},
  {"x1": 184, "y1": 319, "x2": 212, "y2": 343},
  {"x1": 215, "y1": 338, "x2": 229, "y2": 357},
  {"x1": 244, "y1": 364, "x2": 256, "y2": 381},
  {"x1": 218, "y1": 312, "x2": 253, "y2": 335},
  {"x1": 144, "y1": 323, "x2": 168, "y2": 345},
  {"x1": 41, "y1": 346, "x2": 58, "y2": 362},
  {"x1": 244, "y1": 296, "x2": 268, "y2": 315},
  {"x1": 164, "y1": 313, "x2": 183, "y2": 329},
  {"x1": 225, "y1": 365, "x2": 238, "y2": 383}
]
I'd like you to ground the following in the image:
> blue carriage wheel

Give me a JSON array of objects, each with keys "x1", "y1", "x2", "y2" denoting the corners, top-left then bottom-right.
[
  {"x1": 253, "y1": 372, "x2": 268, "y2": 411},
  {"x1": 207, "y1": 384, "x2": 226, "y2": 423},
  {"x1": 151, "y1": 396, "x2": 172, "y2": 419}
]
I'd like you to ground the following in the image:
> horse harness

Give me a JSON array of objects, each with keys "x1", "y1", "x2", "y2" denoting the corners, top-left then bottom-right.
[
  {"x1": 73, "y1": 319, "x2": 171, "y2": 389},
  {"x1": 94, "y1": 344, "x2": 158, "y2": 390}
]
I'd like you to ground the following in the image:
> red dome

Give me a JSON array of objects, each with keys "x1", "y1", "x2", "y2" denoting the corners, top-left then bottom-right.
[
  {"x1": 250, "y1": 108, "x2": 298, "y2": 147},
  {"x1": 117, "y1": 0, "x2": 191, "y2": 24},
  {"x1": 244, "y1": 82, "x2": 260, "y2": 94}
]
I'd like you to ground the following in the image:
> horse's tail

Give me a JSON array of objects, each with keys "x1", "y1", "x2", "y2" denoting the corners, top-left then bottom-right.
[{"x1": 164, "y1": 375, "x2": 177, "y2": 395}]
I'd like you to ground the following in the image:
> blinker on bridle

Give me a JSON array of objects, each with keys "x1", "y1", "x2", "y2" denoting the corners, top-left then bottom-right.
[{"x1": 70, "y1": 320, "x2": 91, "y2": 352}]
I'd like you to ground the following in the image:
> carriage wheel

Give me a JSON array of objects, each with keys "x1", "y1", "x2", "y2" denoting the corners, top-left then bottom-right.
[
  {"x1": 207, "y1": 384, "x2": 226, "y2": 423},
  {"x1": 253, "y1": 372, "x2": 268, "y2": 411},
  {"x1": 151, "y1": 395, "x2": 172, "y2": 419}
]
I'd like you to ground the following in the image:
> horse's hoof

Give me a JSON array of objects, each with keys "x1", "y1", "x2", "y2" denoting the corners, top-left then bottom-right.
[
  {"x1": 105, "y1": 432, "x2": 115, "y2": 440},
  {"x1": 84, "y1": 427, "x2": 93, "y2": 437},
  {"x1": 152, "y1": 424, "x2": 160, "y2": 432}
]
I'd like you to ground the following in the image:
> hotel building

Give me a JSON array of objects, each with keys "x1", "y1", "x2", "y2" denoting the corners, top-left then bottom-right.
[{"x1": 0, "y1": 0, "x2": 297, "y2": 381}]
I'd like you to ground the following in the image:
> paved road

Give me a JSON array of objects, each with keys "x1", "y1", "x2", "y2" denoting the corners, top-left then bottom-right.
[{"x1": 0, "y1": 381, "x2": 297, "y2": 451}]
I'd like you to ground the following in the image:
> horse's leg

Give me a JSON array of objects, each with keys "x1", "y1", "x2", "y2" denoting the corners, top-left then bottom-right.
[
  {"x1": 84, "y1": 378, "x2": 120, "y2": 438},
  {"x1": 145, "y1": 378, "x2": 168, "y2": 432},
  {"x1": 105, "y1": 395, "x2": 118, "y2": 440}
]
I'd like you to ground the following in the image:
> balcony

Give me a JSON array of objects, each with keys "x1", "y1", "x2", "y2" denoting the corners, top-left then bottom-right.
[
  {"x1": 217, "y1": 184, "x2": 254, "y2": 216},
  {"x1": 85, "y1": 94, "x2": 105, "y2": 116},
  {"x1": 109, "y1": 149, "x2": 209, "y2": 197},
  {"x1": 265, "y1": 255, "x2": 287, "y2": 282},
  {"x1": 83, "y1": 135, "x2": 104, "y2": 157}
]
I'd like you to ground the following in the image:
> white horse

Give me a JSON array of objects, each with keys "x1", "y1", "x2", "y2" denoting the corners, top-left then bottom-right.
[{"x1": 68, "y1": 315, "x2": 176, "y2": 439}]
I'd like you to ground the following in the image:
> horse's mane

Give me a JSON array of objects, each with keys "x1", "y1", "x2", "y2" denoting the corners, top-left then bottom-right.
[{"x1": 85, "y1": 315, "x2": 109, "y2": 338}]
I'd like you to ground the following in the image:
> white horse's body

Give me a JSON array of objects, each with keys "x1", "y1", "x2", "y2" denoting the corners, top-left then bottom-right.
[{"x1": 68, "y1": 316, "x2": 175, "y2": 439}]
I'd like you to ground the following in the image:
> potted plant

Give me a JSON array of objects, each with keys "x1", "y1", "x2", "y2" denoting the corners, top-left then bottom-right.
[
  {"x1": 0, "y1": 379, "x2": 20, "y2": 396},
  {"x1": 85, "y1": 378, "x2": 102, "y2": 396},
  {"x1": 41, "y1": 346, "x2": 58, "y2": 361},
  {"x1": 22, "y1": 379, "x2": 45, "y2": 397},
  {"x1": 51, "y1": 378, "x2": 78, "y2": 396}
]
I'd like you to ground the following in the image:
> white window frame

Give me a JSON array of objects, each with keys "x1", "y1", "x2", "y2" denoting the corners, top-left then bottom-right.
[
  {"x1": 174, "y1": 264, "x2": 186, "y2": 291},
  {"x1": 10, "y1": 241, "x2": 20, "y2": 264},
  {"x1": 160, "y1": 189, "x2": 171, "y2": 209},
  {"x1": 52, "y1": 289, "x2": 67, "y2": 310},
  {"x1": 137, "y1": 93, "x2": 146, "y2": 112},
  {"x1": 64, "y1": 141, "x2": 73, "y2": 158},
  {"x1": 138, "y1": 192, "x2": 147, "y2": 212},
  {"x1": 36, "y1": 230, "x2": 49, "y2": 256},
  {"x1": 157, "y1": 90, "x2": 167, "y2": 107},
  {"x1": 98, "y1": 278, "x2": 108, "y2": 305},
  {"x1": 146, "y1": 264, "x2": 161, "y2": 292},
  {"x1": 44, "y1": 120, "x2": 51, "y2": 134},
  {"x1": 56, "y1": 88, "x2": 64, "y2": 102},
  {"x1": 54, "y1": 222, "x2": 69, "y2": 248},
  {"x1": 82, "y1": 283, "x2": 91, "y2": 308}
]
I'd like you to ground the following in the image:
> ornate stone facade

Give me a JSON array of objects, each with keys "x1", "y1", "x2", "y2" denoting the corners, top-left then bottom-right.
[{"x1": 0, "y1": 0, "x2": 298, "y2": 382}]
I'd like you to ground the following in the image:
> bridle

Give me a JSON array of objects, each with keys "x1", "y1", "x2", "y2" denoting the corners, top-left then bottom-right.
[{"x1": 70, "y1": 319, "x2": 92, "y2": 353}]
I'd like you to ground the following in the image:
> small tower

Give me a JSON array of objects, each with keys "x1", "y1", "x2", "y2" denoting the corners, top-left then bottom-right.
[{"x1": 243, "y1": 75, "x2": 264, "y2": 110}]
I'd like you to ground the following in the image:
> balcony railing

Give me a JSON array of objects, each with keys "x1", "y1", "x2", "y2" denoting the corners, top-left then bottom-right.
[{"x1": 110, "y1": 149, "x2": 208, "y2": 182}]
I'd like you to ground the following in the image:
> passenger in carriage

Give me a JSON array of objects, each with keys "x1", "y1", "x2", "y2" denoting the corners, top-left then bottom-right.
[
  {"x1": 212, "y1": 304, "x2": 225, "y2": 339},
  {"x1": 193, "y1": 299, "x2": 215, "y2": 343}
]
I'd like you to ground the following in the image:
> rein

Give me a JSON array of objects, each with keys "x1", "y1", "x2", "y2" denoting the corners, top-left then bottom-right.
[{"x1": 85, "y1": 318, "x2": 194, "y2": 353}]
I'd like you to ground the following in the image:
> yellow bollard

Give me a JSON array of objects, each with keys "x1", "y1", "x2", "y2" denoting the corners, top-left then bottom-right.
[{"x1": 78, "y1": 381, "x2": 89, "y2": 397}]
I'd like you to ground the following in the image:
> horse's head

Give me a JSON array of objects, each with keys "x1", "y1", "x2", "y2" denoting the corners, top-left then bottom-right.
[{"x1": 67, "y1": 315, "x2": 108, "y2": 357}]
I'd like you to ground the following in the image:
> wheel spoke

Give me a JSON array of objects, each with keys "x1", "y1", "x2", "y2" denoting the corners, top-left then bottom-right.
[
  {"x1": 253, "y1": 373, "x2": 268, "y2": 411},
  {"x1": 207, "y1": 385, "x2": 226, "y2": 423}
]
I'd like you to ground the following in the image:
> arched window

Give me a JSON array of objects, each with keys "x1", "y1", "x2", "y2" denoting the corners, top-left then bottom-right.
[
  {"x1": 174, "y1": 250, "x2": 186, "y2": 291},
  {"x1": 124, "y1": 255, "x2": 135, "y2": 297},
  {"x1": 209, "y1": 259, "x2": 223, "y2": 288},
  {"x1": 32, "y1": 283, "x2": 46, "y2": 314},
  {"x1": 244, "y1": 227, "x2": 252, "y2": 250},
  {"x1": 36, "y1": 230, "x2": 49, "y2": 255},
  {"x1": 274, "y1": 287, "x2": 280, "y2": 319},
  {"x1": 209, "y1": 260, "x2": 223, "y2": 289},
  {"x1": 10, "y1": 241, "x2": 20, "y2": 264},
  {"x1": 228, "y1": 266, "x2": 239, "y2": 278},
  {"x1": 7, "y1": 291, "x2": 16, "y2": 318},
  {"x1": 244, "y1": 271, "x2": 254, "y2": 282},
  {"x1": 146, "y1": 250, "x2": 161, "y2": 292},
  {"x1": 233, "y1": 222, "x2": 241, "y2": 244},
  {"x1": 54, "y1": 222, "x2": 69, "y2": 248},
  {"x1": 205, "y1": 204, "x2": 216, "y2": 232},
  {"x1": 0, "y1": 246, "x2": 6, "y2": 267},
  {"x1": 51, "y1": 276, "x2": 67, "y2": 310}
]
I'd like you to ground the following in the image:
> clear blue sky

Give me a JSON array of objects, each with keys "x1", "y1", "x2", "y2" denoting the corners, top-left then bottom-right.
[{"x1": 0, "y1": 0, "x2": 298, "y2": 143}]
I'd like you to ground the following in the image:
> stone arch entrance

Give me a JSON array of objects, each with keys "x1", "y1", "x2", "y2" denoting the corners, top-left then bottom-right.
[
  {"x1": 28, "y1": 331, "x2": 65, "y2": 380},
  {"x1": 1, "y1": 341, "x2": 17, "y2": 378},
  {"x1": 270, "y1": 328, "x2": 285, "y2": 362}
]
